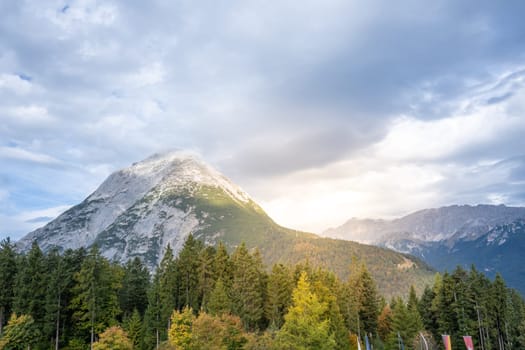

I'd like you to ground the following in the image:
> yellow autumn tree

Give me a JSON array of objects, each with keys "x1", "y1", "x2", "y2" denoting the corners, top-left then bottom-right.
[
  {"x1": 93, "y1": 326, "x2": 132, "y2": 350},
  {"x1": 167, "y1": 307, "x2": 194, "y2": 349}
]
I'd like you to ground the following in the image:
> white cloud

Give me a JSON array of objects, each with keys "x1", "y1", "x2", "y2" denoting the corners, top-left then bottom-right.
[
  {"x1": 375, "y1": 103, "x2": 525, "y2": 162},
  {"x1": 3, "y1": 105, "x2": 55, "y2": 125},
  {"x1": 0, "y1": 147, "x2": 62, "y2": 165},
  {"x1": 0, "y1": 205, "x2": 71, "y2": 240},
  {"x1": 125, "y1": 62, "x2": 165, "y2": 88},
  {"x1": 0, "y1": 74, "x2": 33, "y2": 94}
]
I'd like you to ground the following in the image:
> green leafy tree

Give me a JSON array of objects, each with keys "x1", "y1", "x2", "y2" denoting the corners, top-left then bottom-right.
[{"x1": 276, "y1": 271, "x2": 336, "y2": 349}]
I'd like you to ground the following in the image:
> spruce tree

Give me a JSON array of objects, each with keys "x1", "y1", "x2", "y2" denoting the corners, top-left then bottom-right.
[
  {"x1": 13, "y1": 241, "x2": 47, "y2": 347},
  {"x1": 358, "y1": 268, "x2": 379, "y2": 336},
  {"x1": 43, "y1": 248, "x2": 74, "y2": 350},
  {"x1": 207, "y1": 278, "x2": 231, "y2": 316},
  {"x1": 157, "y1": 244, "x2": 177, "y2": 333},
  {"x1": 143, "y1": 273, "x2": 163, "y2": 350},
  {"x1": 175, "y1": 234, "x2": 204, "y2": 311},
  {"x1": 70, "y1": 246, "x2": 122, "y2": 348},
  {"x1": 231, "y1": 243, "x2": 265, "y2": 330},
  {"x1": 120, "y1": 257, "x2": 150, "y2": 318},
  {"x1": 0, "y1": 238, "x2": 17, "y2": 336},
  {"x1": 265, "y1": 264, "x2": 293, "y2": 329},
  {"x1": 197, "y1": 246, "x2": 216, "y2": 310},
  {"x1": 123, "y1": 309, "x2": 143, "y2": 350}
]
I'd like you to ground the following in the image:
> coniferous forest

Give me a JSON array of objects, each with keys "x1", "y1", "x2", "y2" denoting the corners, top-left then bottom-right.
[{"x1": 1, "y1": 235, "x2": 524, "y2": 350}]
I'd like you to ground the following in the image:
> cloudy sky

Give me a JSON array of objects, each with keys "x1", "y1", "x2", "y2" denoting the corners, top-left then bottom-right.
[{"x1": 1, "y1": 0, "x2": 525, "y2": 239}]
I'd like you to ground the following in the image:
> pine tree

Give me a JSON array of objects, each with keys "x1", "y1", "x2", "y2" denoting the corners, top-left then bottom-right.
[
  {"x1": 43, "y1": 248, "x2": 74, "y2": 350},
  {"x1": 358, "y1": 268, "x2": 379, "y2": 336},
  {"x1": 265, "y1": 264, "x2": 293, "y2": 329},
  {"x1": 339, "y1": 260, "x2": 364, "y2": 335},
  {"x1": 489, "y1": 274, "x2": 510, "y2": 350},
  {"x1": 231, "y1": 243, "x2": 265, "y2": 330},
  {"x1": 0, "y1": 238, "x2": 17, "y2": 336},
  {"x1": 157, "y1": 245, "x2": 177, "y2": 334},
  {"x1": 276, "y1": 271, "x2": 336, "y2": 349},
  {"x1": 70, "y1": 246, "x2": 122, "y2": 348},
  {"x1": 143, "y1": 273, "x2": 163, "y2": 350},
  {"x1": 120, "y1": 257, "x2": 150, "y2": 318},
  {"x1": 207, "y1": 278, "x2": 231, "y2": 316},
  {"x1": 418, "y1": 286, "x2": 437, "y2": 338},
  {"x1": 12, "y1": 242, "x2": 47, "y2": 347},
  {"x1": 175, "y1": 234, "x2": 204, "y2": 311},
  {"x1": 123, "y1": 309, "x2": 143, "y2": 350},
  {"x1": 197, "y1": 246, "x2": 216, "y2": 310},
  {"x1": 213, "y1": 242, "x2": 233, "y2": 285}
]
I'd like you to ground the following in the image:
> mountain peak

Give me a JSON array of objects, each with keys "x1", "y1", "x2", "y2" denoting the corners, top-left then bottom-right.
[{"x1": 17, "y1": 152, "x2": 254, "y2": 266}]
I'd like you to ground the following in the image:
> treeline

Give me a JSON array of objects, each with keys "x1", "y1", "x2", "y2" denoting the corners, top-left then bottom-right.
[{"x1": 0, "y1": 235, "x2": 524, "y2": 350}]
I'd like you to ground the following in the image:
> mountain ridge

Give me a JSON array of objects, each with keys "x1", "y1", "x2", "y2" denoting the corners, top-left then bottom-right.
[
  {"x1": 322, "y1": 204, "x2": 525, "y2": 293},
  {"x1": 17, "y1": 151, "x2": 434, "y2": 297}
]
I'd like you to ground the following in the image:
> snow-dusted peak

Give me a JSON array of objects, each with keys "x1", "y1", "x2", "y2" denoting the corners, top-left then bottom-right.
[
  {"x1": 90, "y1": 151, "x2": 251, "y2": 205},
  {"x1": 18, "y1": 152, "x2": 255, "y2": 262}
]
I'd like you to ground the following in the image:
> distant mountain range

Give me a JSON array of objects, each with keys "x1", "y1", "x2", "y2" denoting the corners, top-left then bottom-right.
[
  {"x1": 17, "y1": 152, "x2": 434, "y2": 298},
  {"x1": 322, "y1": 205, "x2": 525, "y2": 294}
]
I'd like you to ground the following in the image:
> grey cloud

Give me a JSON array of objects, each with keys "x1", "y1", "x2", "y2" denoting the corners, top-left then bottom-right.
[{"x1": 2, "y1": 1, "x2": 525, "y2": 237}]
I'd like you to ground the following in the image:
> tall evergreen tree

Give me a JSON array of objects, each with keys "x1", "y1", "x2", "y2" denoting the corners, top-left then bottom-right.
[
  {"x1": 143, "y1": 272, "x2": 163, "y2": 350},
  {"x1": 123, "y1": 309, "x2": 143, "y2": 350},
  {"x1": 157, "y1": 244, "x2": 177, "y2": 334},
  {"x1": 120, "y1": 257, "x2": 150, "y2": 318},
  {"x1": 231, "y1": 243, "x2": 265, "y2": 330},
  {"x1": 0, "y1": 238, "x2": 17, "y2": 336},
  {"x1": 265, "y1": 264, "x2": 294, "y2": 329},
  {"x1": 13, "y1": 241, "x2": 47, "y2": 347},
  {"x1": 207, "y1": 278, "x2": 231, "y2": 316},
  {"x1": 43, "y1": 248, "x2": 75, "y2": 350},
  {"x1": 197, "y1": 246, "x2": 216, "y2": 310},
  {"x1": 70, "y1": 246, "x2": 122, "y2": 348},
  {"x1": 175, "y1": 234, "x2": 204, "y2": 311},
  {"x1": 358, "y1": 268, "x2": 379, "y2": 336}
]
